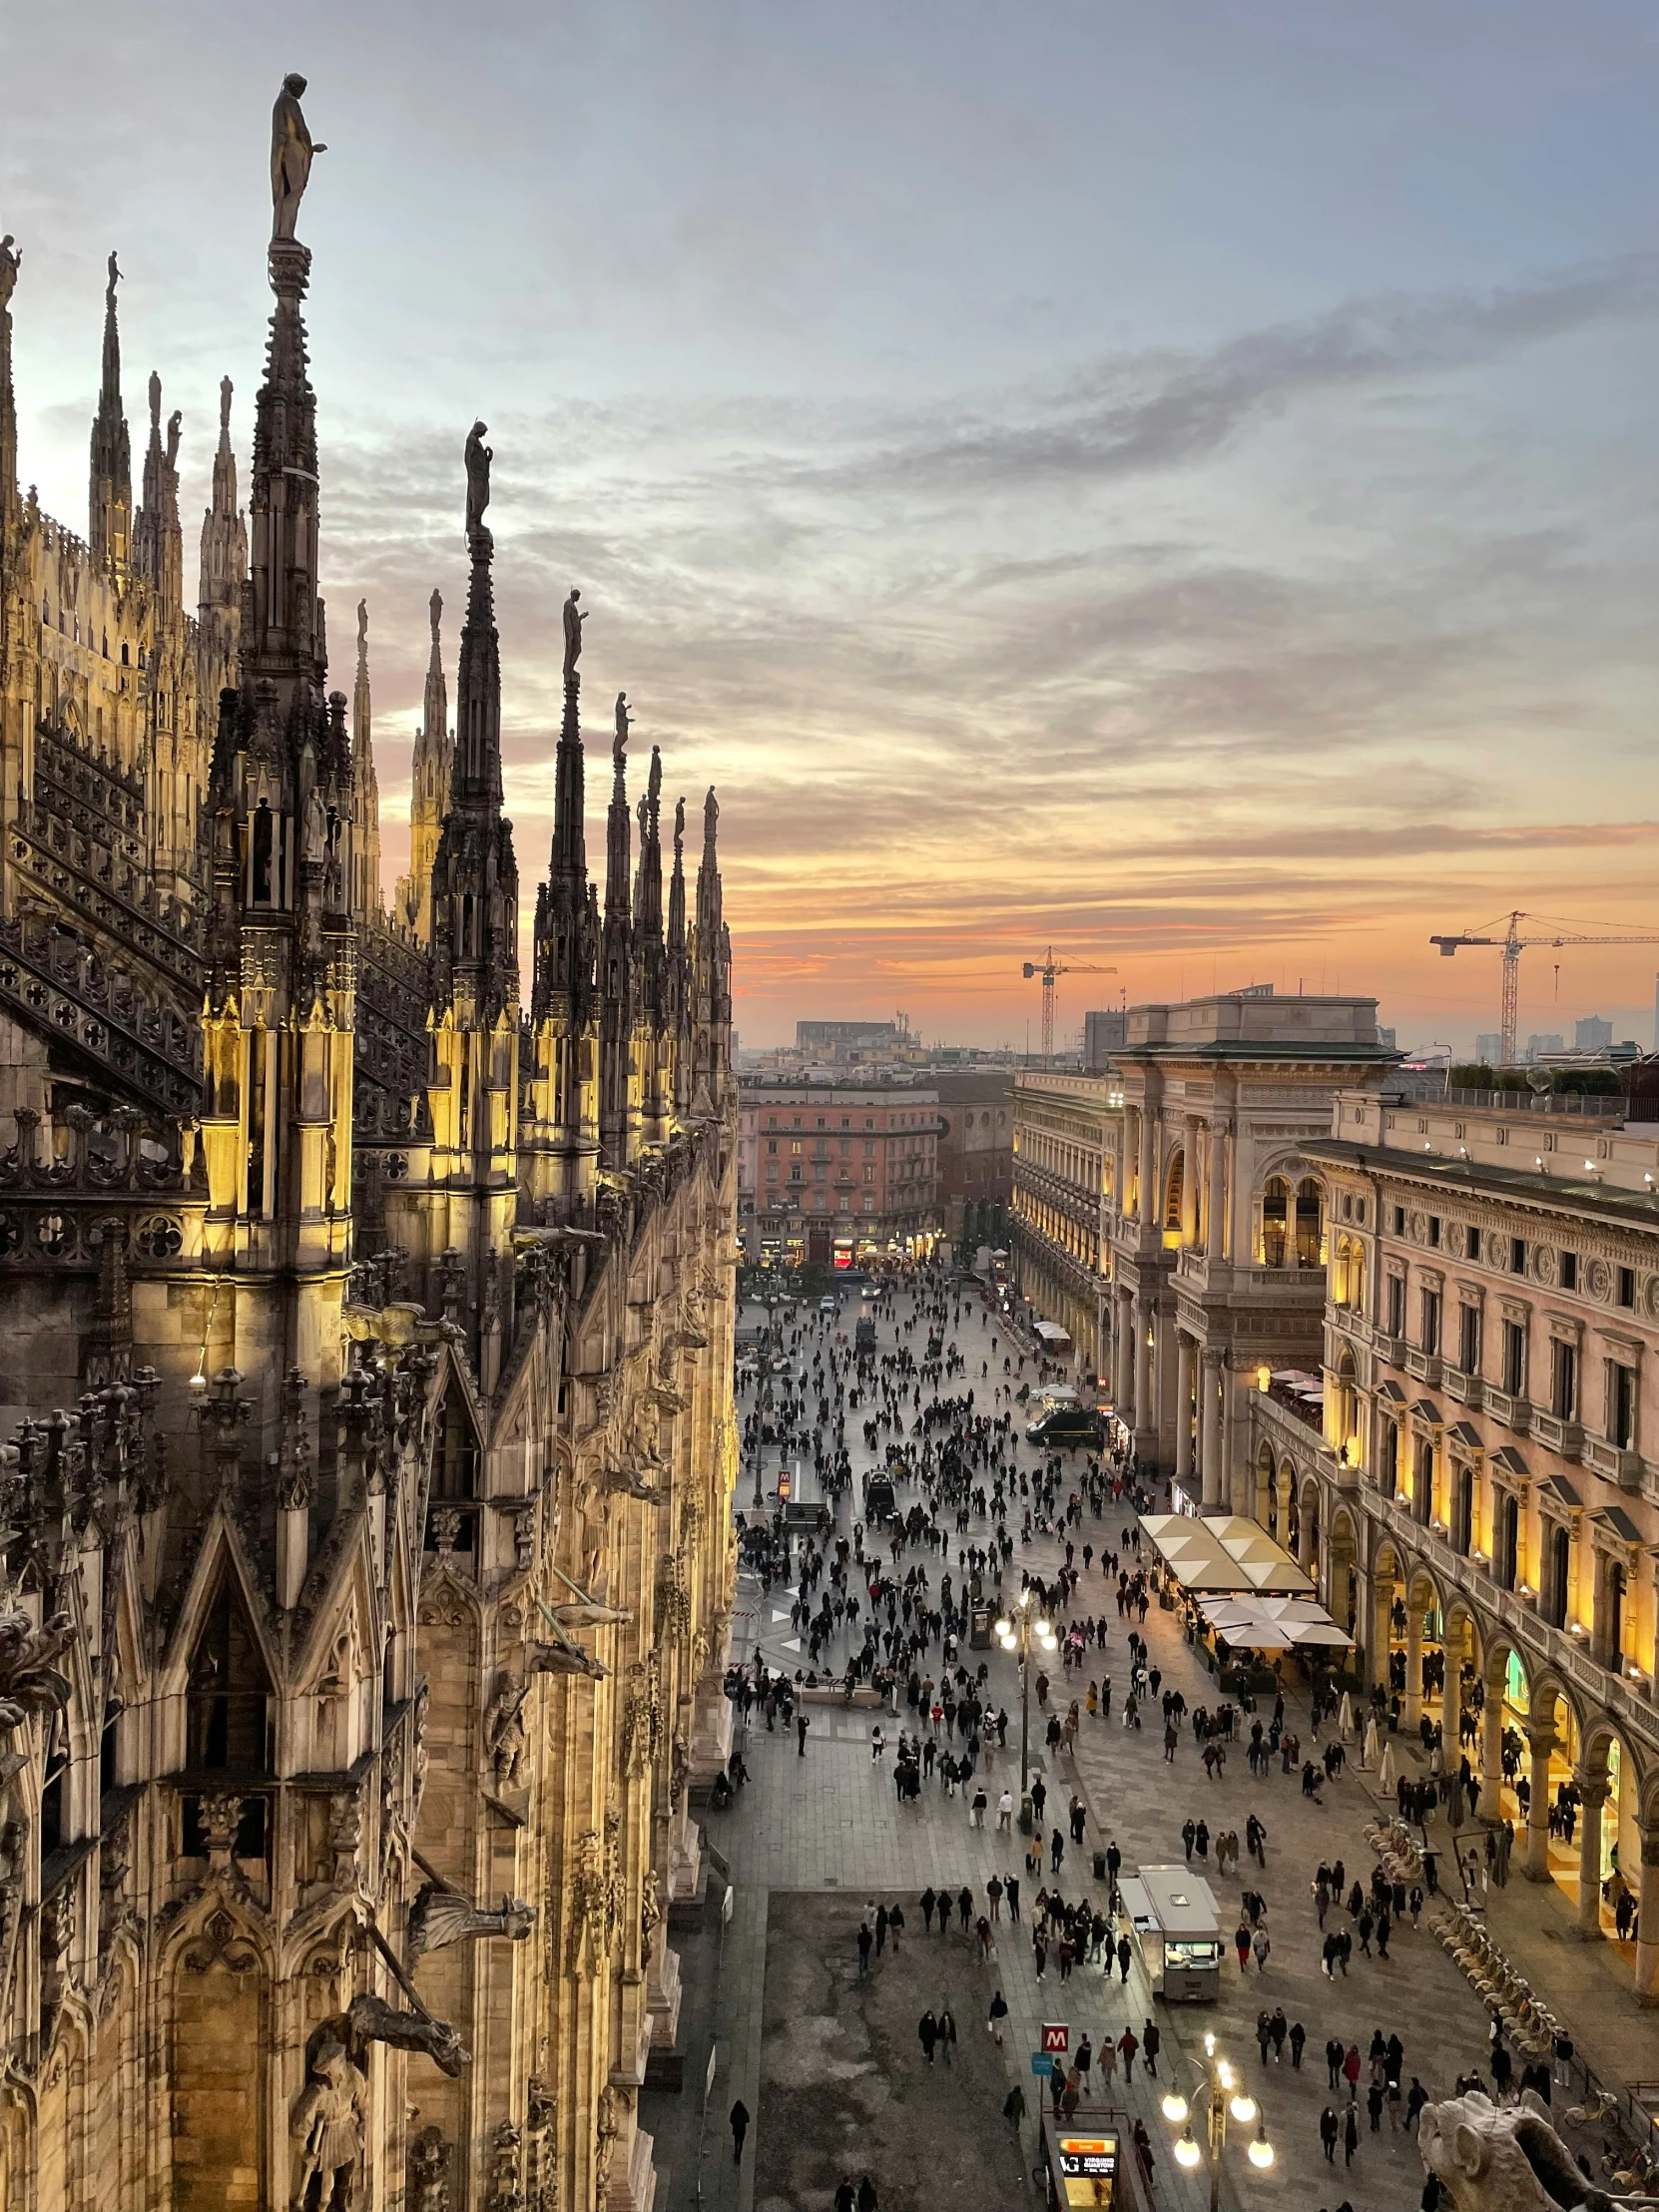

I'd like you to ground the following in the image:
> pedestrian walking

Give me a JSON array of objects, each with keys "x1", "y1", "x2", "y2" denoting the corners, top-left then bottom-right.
[
  {"x1": 988, "y1": 1990, "x2": 1008, "y2": 2045},
  {"x1": 1116, "y1": 1934, "x2": 1132, "y2": 1983},
  {"x1": 857, "y1": 1923, "x2": 872, "y2": 1975},
  {"x1": 938, "y1": 2005, "x2": 957, "y2": 2067},
  {"x1": 1003, "y1": 2084, "x2": 1027, "y2": 2136},
  {"x1": 1344, "y1": 2104, "x2": 1360, "y2": 2166},
  {"x1": 1320, "y1": 2107, "x2": 1339, "y2": 2163},
  {"x1": 1143, "y1": 2019, "x2": 1161, "y2": 2077},
  {"x1": 918, "y1": 2008, "x2": 938, "y2": 2064},
  {"x1": 1118, "y1": 2025, "x2": 1138, "y2": 2081},
  {"x1": 730, "y1": 2100, "x2": 751, "y2": 2164},
  {"x1": 798, "y1": 1713, "x2": 810, "y2": 1756}
]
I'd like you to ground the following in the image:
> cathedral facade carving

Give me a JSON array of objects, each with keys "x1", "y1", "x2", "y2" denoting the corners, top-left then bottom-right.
[{"x1": 0, "y1": 83, "x2": 736, "y2": 2212}]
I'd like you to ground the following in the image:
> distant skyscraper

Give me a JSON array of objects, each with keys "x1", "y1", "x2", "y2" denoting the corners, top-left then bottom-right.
[
  {"x1": 1575, "y1": 1014, "x2": 1613, "y2": 1053},
  {"x1": 1525, "y1": 1033, "x2": 1565, "y2": 1062},
  {"x1": 1475, "y1": 1032, "x2": 1502, "y2": 1067}
]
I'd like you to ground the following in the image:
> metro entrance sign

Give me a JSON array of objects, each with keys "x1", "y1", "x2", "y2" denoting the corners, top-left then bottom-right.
[{"x1": 1040, "y1": 2022, "x2": 1070, "y2": 2056}]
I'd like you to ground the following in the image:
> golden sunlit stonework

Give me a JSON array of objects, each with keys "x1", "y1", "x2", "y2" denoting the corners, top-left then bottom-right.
[{"x1": 0, "y1": 85, "x2": 737, "y2": 2212}]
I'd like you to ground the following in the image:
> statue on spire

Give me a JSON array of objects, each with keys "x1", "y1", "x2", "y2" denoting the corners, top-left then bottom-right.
[
  {"x1": 614, "y1": 692, "x2": 631, "y2": 764},
  {"x1": 464, "y1": 420, "x2": 491, "y2": 541},
  {"x1": 105, "y1": 251, "x2": 119, "y2": 313},
  {"x1": 166, "y1": 408, "x2": 182, "y2": 473},
  {"x1": 271, "y1": 73, "x2": 326, "y2": 244},
  {"x1": 429, "y1": 586, "x2": 442, "y2": 644},
  {"x1": 219, "y1": 375, "x2": 233, "y2": 435},
  {"x1": 704, "y1": 788, "x2": 719, "y2": 848},
  {"x1": 357, "y1": 597, "x2": 369, "y2": 673},
  {"x1": 674, "y1": 797, "x2": 686, "y2": 862},
  {"x1": 0, "y1": 237, "x2": 21, "y2": 312},
  {"x1": 563, "y1": 589, "x2": 586, "y2": 677}
]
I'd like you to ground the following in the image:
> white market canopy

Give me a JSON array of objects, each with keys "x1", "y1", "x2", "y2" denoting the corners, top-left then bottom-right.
[
  {"x1": 1200, "y1": 1593, "x2": 1355, "y2": 1650},
  {"x1": 1139, "y1": 1512, "x2": 1317, "y2": 1597},
  {"x1": 1033, "y1": 1320, "x2": 1072, "y2": 1345}
]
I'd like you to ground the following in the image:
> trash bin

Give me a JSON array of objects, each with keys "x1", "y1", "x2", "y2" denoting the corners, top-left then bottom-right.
[
  {"x1": 1093, "y1": 1851, "x2": 1107, "y2": 1882},
  {"x1": 970, "y1": 1604, "x2": 993, "y2": 1651}
]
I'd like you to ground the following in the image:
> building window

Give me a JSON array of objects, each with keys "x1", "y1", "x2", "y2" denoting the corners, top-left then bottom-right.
[
  {"x1": 1550, "y1": 1340, "x2": 1578, "y2": 1421},
  {"x1": 1381, "y1": 1419, "x2": 1399, "y2": 1495},
  {"x1": 1546, "y1": 1524, "x2": 1571, "y2": 1629},
  {"x1": 766, "y1": 1162, "x2": 778, "y2": 1182},
  {"x1": 1385, "y1": 1275, "x2": 1404, "y2": 1339},
  {"x1": 1428, "y1": 1216, "x2": 1441, "y2": 1249},
  {"x1": 1458, "y1": 1303, "x2": 1479, "y2": 1376},
  {"x1": 1560, "y1": 1250, "x2": 1577, "y2": 1291},
  {"x1": 1496, "y1": 1493, "x2": 1519, "y2": 1590},
  {"x1": 767, "y1": 1138, "x2": 777, "y2": 1154},
  {"x1": 862, "y1": 1195, "x2": 875, "y2": 1212},
  {"x1": 838, "y1": 1196, "x2": 850, "y2": 1213},
  {"x1": 1452, "y1": 1464, "x2": 1474, "y2": 1556},
  {"x1": 1464, "y1": 1224, "x2": 1479, "y2": 1262},
  {"x1": 1412, "y1": 1435, "x2": 1433, "y2": 1526},
  {"x1": 1619, "y1": 1267, "x2": 1636, "y2": 1311},
  {"x1": 790, "y1": 1166, "x2": 802, "y2": 1183},
  {"x1": 1421, "y1": 1290, "x2": 1440, "y2": 1358},
  {"x1": 1392, "y1": 1206, "x2": 1405, "y2": 1236},
  {"x1": 1608, "y1": 1361, "x2": 1638, "y2": 1450},
  {"x1": 791, "y1": 1140, "x2": 802, "y2": 1155},
  {"x1": 1501, "y1": 1319, "x2": 1525, "y2": 1397},
  {"x1": 1510, "y1": 1236, "x2": 1526, "y2": 1276},
  {"x1": 863, "y1": 1166, "x2": 874, "y2": 1183}
]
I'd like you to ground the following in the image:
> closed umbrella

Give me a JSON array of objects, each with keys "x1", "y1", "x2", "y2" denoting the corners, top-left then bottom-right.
[
  {"x1": 1379, "y1": 1739, "x2": 1395, "y2": 1793},
  {"x1": 1338, "y1": 1691, "x2": 1355, "y2": 1740}
]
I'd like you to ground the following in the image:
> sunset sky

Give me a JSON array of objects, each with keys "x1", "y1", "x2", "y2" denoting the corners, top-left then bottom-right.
[{"x1": 8, "y1": 3, "x2": 1659, "y2": 1052}]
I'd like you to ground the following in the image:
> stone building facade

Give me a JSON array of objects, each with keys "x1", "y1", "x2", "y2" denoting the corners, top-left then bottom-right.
[
  {"x1": 1010, "y1": 1069, "x2": 1119, "y2": 1377},
  {"x1": 736, "y1": 1078, "x2": 941, "y2": 1266},
  {"x1": 935, "y1": 1069, "x2": 1012, "y2": 1261},
  {"x1": 1250, "y1": 1083, "x2": 1659, "y2": 2002},
  {"x1": 0, "y1": 95, "x2": 737, "y2": 2212}
]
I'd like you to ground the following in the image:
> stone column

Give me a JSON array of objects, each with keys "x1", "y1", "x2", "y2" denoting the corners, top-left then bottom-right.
[
  {"x1": 1404, "y1": 1603, "x2": 1423, "y2": 1731},
  {"x1": 1133, "y1": 1297, "x2": 1153, "y2": 1461},
  {"x1": 1525, "y1": 1725, "x2": 1557, "y2": 1882},
  {"x1": 1576, "y1": 1775, "x2": 1609, "y2": 1937},
  {"x1": 1175, "y1": 1334, "x2": 1196, "y2": 1488},
  {"x1": 1136, "y1": 1106, "x2": 1155, "y2": 1229},
  {"x1": 1441, "y1": 1659, "x2": 1461, "y2": 1770},
  {"x1": 1200, "y1": 1348, "x2": 1224, "y2": 1508},
  {"x1": 1206, "y1": 1118, "x2": 1228, "y2": 1258},
  {"x1": 1181, "y1": 1115, "x2": 1201, "y2": 1246},
  {"x1": 1479, "y1": 1686, "x2": 1504, "y2": 1811},
  {"x1": 1113, "y1": 1289, "x2": 1132, "y2": 1417},
  {"x1": 1634, "y1": 1835, "x2": 1659, "y2": 2002}
]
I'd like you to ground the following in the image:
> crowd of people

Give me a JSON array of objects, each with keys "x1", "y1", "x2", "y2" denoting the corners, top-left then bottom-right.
[{"x1": 721, "y1": 1266, "x2": 1621, "y2": 2212}]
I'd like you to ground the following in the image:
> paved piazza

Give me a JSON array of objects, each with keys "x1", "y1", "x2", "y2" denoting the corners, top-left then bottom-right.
[{"x1": 638, "y1": 1278, "x2": 1659, "y2": 2212}]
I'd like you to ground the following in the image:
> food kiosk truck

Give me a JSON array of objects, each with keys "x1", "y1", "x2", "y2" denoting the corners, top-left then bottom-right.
[{"x1": 1116, "y1": 1867, "x2": 1223, "y2": 2001}]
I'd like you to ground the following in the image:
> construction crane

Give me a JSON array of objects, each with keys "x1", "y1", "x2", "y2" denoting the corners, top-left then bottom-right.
[
  {"x1": 1020, "y1": 947, "x2": 1117, "y2": 1066},
  {"x1": 1429, "y1": 909, "x2": 1659, "y2": 1067}
]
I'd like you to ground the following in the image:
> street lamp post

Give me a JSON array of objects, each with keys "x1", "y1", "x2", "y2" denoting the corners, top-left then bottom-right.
[
  {"x1": 1163, "y1": 2033, "x2": 1274, "y2": 2212},
  {"x1": 995, "y1": 1590, "x2": 1057, "y2": 1834}
]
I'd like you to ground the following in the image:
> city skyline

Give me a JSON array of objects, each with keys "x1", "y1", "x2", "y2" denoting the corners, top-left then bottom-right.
[{"x1": 9, "y1": 5, "x2": 1659, "y2": 1052}]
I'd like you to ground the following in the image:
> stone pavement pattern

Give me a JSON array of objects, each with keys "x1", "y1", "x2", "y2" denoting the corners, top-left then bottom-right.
[{"x1": 646, "y1": 1283, "x2": 1645, "y2": 2212}]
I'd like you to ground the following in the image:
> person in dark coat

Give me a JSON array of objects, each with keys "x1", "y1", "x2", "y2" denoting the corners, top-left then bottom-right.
[
  {"x1": 918, "y1": 2009, "x2": 938, "y2": 2064},
  {"x1": 731, "y1": 2100, "x2": 751, "y2": 2164}
]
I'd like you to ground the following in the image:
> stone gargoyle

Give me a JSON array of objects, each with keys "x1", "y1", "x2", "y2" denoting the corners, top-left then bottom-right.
[
  {"x1": 1418, "y1": 2089, "x2": 1636, "y2": 2212},
  {"x1": 406, "y1": 1881, "x2": 536, "y2": 1958},
  {"x1": 604, "y1": 1465, "x2": 664, "y2": 1505},
  {"x1": 546, "y1": 1598, "x2": 634, "y2": 1630},
  {"x1": 346, "y1": 1991, "x2": 469, "y2": 2078},
  {"x1": 525, "y1": 1639, "x2": 608, "y2": 1683}
]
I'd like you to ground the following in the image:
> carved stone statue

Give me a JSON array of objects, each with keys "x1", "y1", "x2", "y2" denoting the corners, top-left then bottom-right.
[
  {"x1": 483, "y1": 1673, "x2": 530, "y2": 1791},
  {"x1": 220, "y1": 374, "x2": 233, "y2": 436},
  {"x1": 289, "y1": 2038, "x2": 367, "y2": 2212},
  {"x1": 303, "y1": 784, "x2": 329, "y2": 862},
  {"x1": 614, "y1": 692, "x2": 631, "y2": 762},
  {"x1": 464, "y1": 421, "x2": 491, "y2": 541},
  {"x1": 356, "y1": 597, "x2": 368, "y2": 667},
  {"x1": 406, "y1": 1879, "x2": 535, "y2": 1957},
  {"x1": 605, "y1": 1465, "x2": 662, "y2": 1506},
  {"x1": 1417, "y1": 2091, "x2": 1594, "y2": 2212},
  {"x1": 640, "y1": 1869, "x2": 662, "y2": 1947},
  {"x1": 562, "y1": 589, "x2": 586, "y2": 678},
  {"x1": 346, "y1": 1990, "x2": 469, "y2": 2077},
  {"x1": 166, "y1": 409, "x2": 182, "y2": 474},
  {"x1": 407, "y1": 2126, "x2": 450, "y2": 2212},
  {"x1": 0, "y1": 237, "x2": 20, "y2": 313},
  {"x1": 105, "y1": 251, "x2": 119, "y2": 314},
  {"x1": 272, "y1": 74, "x2": 326, "y2": 244}
]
